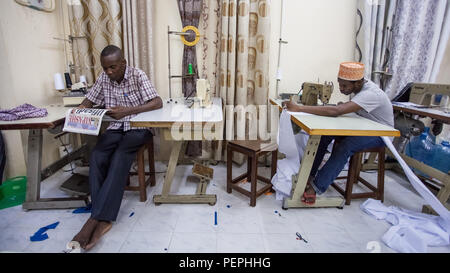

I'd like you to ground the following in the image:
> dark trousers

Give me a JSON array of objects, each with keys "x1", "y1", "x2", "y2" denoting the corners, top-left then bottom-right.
[
  {"x1": 89, "y1": 129, "x2": 152, "y2": 221},
  {"x1": 309, "y1": 135, "x2": 385, "y2": 194}
]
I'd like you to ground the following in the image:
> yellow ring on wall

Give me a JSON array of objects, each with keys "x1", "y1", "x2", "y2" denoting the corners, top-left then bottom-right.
[{"x1": 180, "y1": 25, "x2": 200, "y2": 47}]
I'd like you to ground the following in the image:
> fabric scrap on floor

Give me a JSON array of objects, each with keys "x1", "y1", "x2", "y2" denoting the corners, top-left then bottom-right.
[
  {"x1": 30, "y1": 221, "x2": 60, "y2": 242},
  {"x1": 361, "y1": 198, "x2": 449, "y2": 253},
  {"x1": 72, "y1": 203, "x2": 92, "y2": 214}
]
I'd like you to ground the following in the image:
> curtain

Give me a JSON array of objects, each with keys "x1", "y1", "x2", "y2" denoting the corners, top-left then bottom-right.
[
  {"x1": 177, "y1": 0, "x2": 203, "y2": 98},
  {"x1": 122, "y1": 0, "x2": 155, "y2": 83},
  {"x1": 177, "y1": 0, "x2": 203, "y2": 157},
  {"x1": 122, "y1": 0, "x2": 159, "y2": 155},
  {"x1": 199, "y1": 0, "x2": 223, "y2": 161},
  {"x1": 385, "y1": 0, "x2": 450, "y2": 99},
  {"x1": 67, "y1": 0, "x2": 123, "y2": 84},
  {"x1": 356, "y1": 0, "x2": 397, "y2": 90},
  {"x1": 219, "y1": 0, "x2": 271, "y2": 163}
]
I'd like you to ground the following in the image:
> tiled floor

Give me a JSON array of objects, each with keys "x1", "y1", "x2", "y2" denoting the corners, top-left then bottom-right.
[{"x1": 0, "y1": 161, "x2": 449, "y2": 253}]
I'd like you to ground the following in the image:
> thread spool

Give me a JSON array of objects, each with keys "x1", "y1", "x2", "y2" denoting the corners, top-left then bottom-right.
[
  {"x1": 79, "y1": 75, "x2": 87, "y2": 84},
  {"x1": 54, "y1": 73, "x2": 65, "y2": 90}
]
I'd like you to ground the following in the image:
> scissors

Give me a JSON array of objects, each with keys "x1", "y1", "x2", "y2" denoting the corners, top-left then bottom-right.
[{"x1": 296, "y1": 232, "x2": 308, "y2": 243}]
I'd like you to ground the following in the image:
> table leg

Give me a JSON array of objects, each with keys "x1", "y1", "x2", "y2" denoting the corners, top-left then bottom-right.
[
  {"x1": 161, "y1": 141, "x2": 183, "y2": 197},
  {"x1": 153, "y1": 137, "x2": 216, "y2": 206},
  {"x1": 25, "y1": 129, "x2": 42, "y2": 203},
  {"x1": 22, "y1": 129, "x2": 88, "y2": 210},
  {"x1": 283, "y1": 135, "x2": 344, "y2": 209}
]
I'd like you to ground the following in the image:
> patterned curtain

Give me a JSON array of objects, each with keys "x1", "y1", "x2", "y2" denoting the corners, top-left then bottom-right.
[
  {"x1": 67, "y1": 0, "x2": 123, "y2": 84},
  {"x1": 356, "y1": 0, "x2": 397, "y2": 90},
  {"x1": 199, "y1": 0, "x2": 223, "y2": 161},
  {"x1": 177, "y1": 0, "x2": 202, "y2": 97},
  {"x1": 219, "y1": 0, "x2": 271, "y2": 163},
  {"x1": 385, "y1": 0, "x2": 450, "y2": 99},
  {"x1": 177, "y1": 0, "x2": 203, "y2": 157}
]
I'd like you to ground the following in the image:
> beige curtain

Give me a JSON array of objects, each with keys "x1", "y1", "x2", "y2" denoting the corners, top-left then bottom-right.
[
  {"x1": 218, "y1": 0, "x2": 271, "y2": 163},
  {"x1": 67, "y1": 0, "x2": 123, "y2": 84},
  {"x1": 199, "y1": 0, "x2": 223, "y2": 161},
  {"x1": 122, "y1": 0, "x2": 155, "y2": 83}
]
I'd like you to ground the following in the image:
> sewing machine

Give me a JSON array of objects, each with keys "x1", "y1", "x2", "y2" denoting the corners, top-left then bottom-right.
[
  {"x1": 408, "y1": 83, "x2": 450, "y2": 106},
  {"x1": 300, "y1": 81, "x2": 333, "y2": 106},
  {"x1": 193, "y1": 79, "x2": 212, "y2": 108},
  {"x1": 62, "y1": 82, "x2": 87, "y2": 106},
  {"x1": 392, "y1": 83, "x2": 450, "y2": 144},
  {"x1": 388, "y1": 83, "x2": 450, "y2": 216},
  {"x1": 278, "y1": 81, "x2": 334, "y2": 106}
]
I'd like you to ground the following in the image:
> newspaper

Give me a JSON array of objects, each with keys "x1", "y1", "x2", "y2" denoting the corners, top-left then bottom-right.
[{"x1": 63, "y1": 108, "x2": 110, "y2": 136}]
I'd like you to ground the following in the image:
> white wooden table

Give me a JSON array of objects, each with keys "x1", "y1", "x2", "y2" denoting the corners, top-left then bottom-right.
[
  {"x1": 0, "y1": 104, "x2": 89, "y2": 210},
  {"x1": 270, "y1": 99, "x2": 400, "y2": 209},
  {"x1": 130, "y1": 97, "x2": 223, "y2": 205}
]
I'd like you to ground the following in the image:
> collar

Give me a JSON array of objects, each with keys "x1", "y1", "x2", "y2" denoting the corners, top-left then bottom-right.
[{"x1": 108, "y1": 66, "x2": 129, "y2": 85}]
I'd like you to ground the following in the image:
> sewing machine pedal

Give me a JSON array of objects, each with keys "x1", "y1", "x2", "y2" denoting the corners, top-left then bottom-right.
[{"x1": 192, "y1": 163, "x2": 214, "y2": 181}]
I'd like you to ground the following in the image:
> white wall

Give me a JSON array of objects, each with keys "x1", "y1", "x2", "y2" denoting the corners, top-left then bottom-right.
[
  {"x1": 153, "y1": 0, "x2": 184, "y2": 100},
  {"x1": 269, "y1": 0, "x2": 358, "y2": 103},
  {"x1": 0, "y1": 0, "x2": 67, "y2": 179}
]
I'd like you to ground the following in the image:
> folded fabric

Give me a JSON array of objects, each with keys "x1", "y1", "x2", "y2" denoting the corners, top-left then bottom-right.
[
  {"x1": 0, "y1": 103, "x2": 48, "y2": 121},
  {"x1": 30, "y1": 221, "x2": 60, "y2": 242}
]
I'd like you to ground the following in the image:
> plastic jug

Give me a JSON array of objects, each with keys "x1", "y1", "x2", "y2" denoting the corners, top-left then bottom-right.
[
  {"x1": 406, "y1": 132, "x2": 436, "y2": 176},
  {"x1": 432, "y1": 141, "x2": 450, "y2": 174},
  {"x1": 424, "y1": 127, "x2": 436, "y2": 144},
  {"x1": 406, "y1": 133, "x2": 434, "y2": 164}
]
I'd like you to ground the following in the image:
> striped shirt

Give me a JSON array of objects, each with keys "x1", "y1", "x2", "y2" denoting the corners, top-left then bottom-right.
[{"x1": 86, "y1": 66, "x2": 159, "y2": 131}]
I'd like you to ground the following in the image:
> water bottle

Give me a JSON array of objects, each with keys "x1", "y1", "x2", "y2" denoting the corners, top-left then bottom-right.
[
  {"x1": 405, "y1": 132, "x2": 435, "y2": 176},
  {"x1": 424, "y1": 127, "x2": 436, "y2": 144},
  {"x1": 432, "y1": 141, "x2": 450, "y2": 174}
]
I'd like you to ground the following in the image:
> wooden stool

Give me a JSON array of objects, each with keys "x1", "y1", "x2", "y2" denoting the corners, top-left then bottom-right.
[
  {"x1": 227, "y1": 140, "x2": 278, "y2": 207},
  {"x1": 332, "y1": 146, "x2": 385, "y2": 205},
  {"x1": 125, "y1": 136, "x2": 156, "y2": 202}
]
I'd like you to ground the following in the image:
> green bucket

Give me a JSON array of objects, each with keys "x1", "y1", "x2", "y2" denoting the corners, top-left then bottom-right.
[{"x1": 0, "y1": 176, "x2": 27, "y2": 210}]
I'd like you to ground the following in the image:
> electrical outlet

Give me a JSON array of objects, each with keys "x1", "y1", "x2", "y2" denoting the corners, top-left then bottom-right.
[{"x1": 28, "y1": 0, "x2": 46, "y2": 10}]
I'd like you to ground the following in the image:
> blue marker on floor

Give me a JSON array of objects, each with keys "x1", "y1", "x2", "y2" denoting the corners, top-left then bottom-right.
[{"x1": 214, "y1": 211, "x2": 218, "y2": 225}]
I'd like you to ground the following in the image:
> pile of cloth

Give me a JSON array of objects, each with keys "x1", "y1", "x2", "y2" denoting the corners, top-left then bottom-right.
[{"x1": 0, "y1": 103, "x2": 47, "y2": 121}]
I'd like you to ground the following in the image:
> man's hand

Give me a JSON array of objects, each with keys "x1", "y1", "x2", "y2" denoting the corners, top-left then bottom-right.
[
  {"x1": 282, "y1": 100, "x2": 300, "y2": 112},
  {"x1": 107, "y1": 106, "x2": 130, "y2": 120}
]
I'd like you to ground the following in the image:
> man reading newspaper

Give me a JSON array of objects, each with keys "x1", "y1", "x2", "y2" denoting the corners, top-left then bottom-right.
[{"x1": 71, "y1": 45, "x2": 163, "y2": 250}]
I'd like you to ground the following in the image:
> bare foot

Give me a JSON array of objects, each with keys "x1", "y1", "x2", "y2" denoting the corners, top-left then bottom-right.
[
  {"x1": 72, "y1": 217, "x2": 99, "y2": 249},
  {"x1": 301, "y1": 186, "x2": 316, "y2": 205},
  {"x1": 85, "y1": 221, "x2": 112, "y2": 251}
]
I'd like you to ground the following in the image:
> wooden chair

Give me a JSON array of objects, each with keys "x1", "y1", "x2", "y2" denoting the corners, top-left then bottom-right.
[
  {"x1": 227, "y1": 140, "x2": 278, "y2": 207},
  {"x1": 332, "y1": 146, "x2": 385, "y2": 205},
  {"x1": 125, "y1": 136, "x2": 156, "y2": 202}
]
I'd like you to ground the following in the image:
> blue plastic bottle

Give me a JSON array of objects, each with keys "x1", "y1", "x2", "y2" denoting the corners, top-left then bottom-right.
[
  {"x1": 424, "y1": 127, "x2": 436, "y2": 144},
  {"x1": 405, "y1": 132, "x2": 435, "y2": 176},
  {"x1": 432, "y1": 141, "x2": 450, "y2": 174}
]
